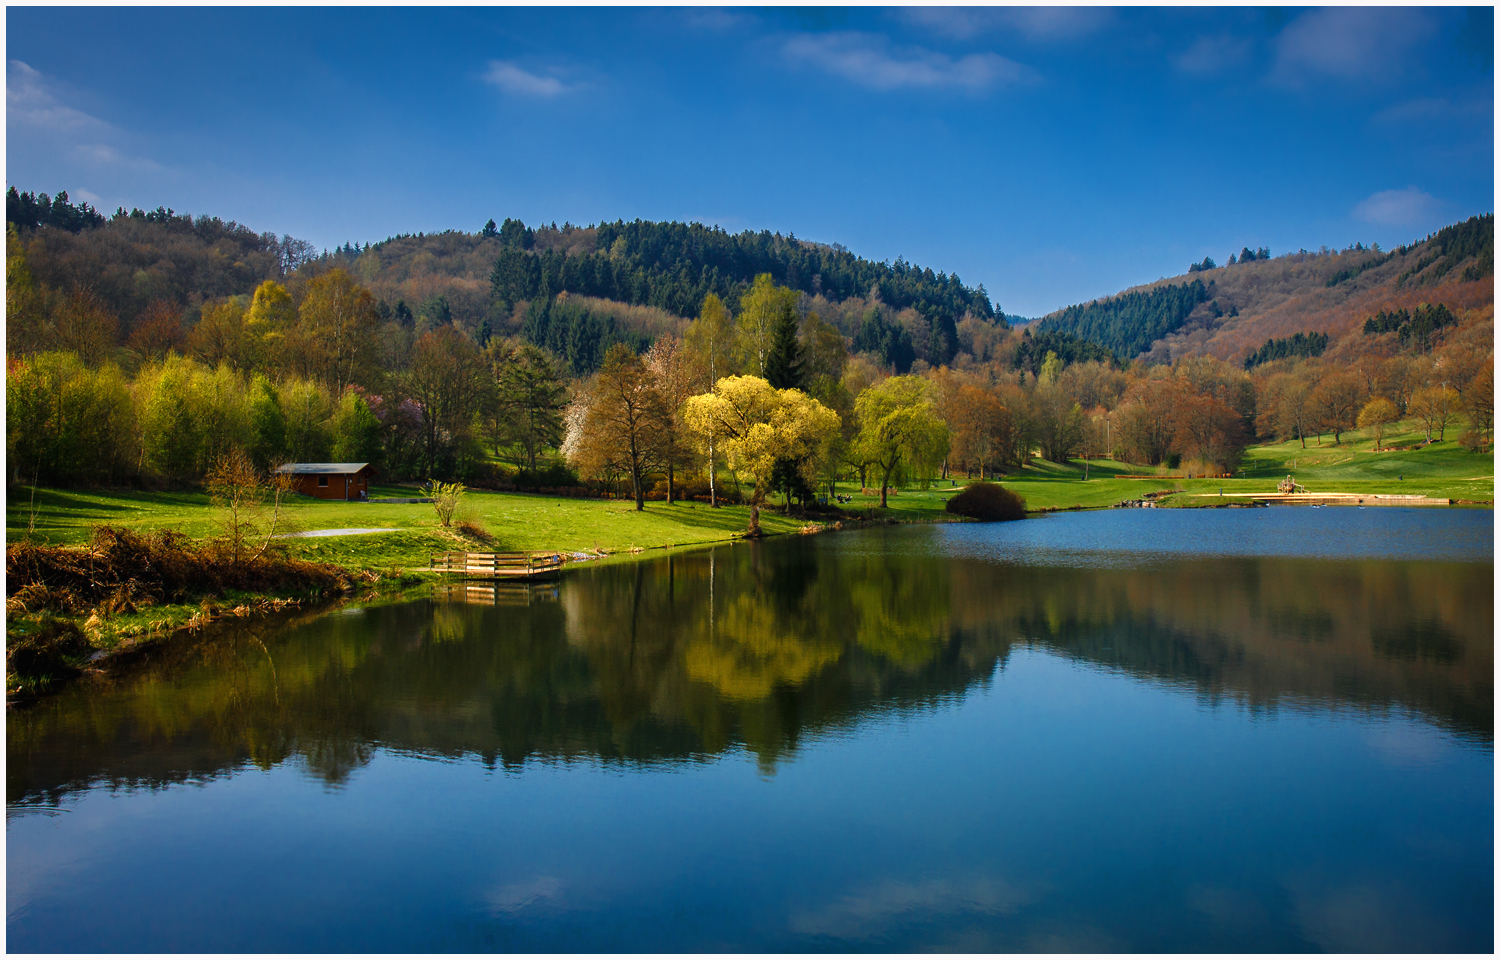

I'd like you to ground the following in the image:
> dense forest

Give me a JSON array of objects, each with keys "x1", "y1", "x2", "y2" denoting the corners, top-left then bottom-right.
[
  {"x1": 1036, "y1": 279, "x2": 1210, "y2": 359},
  {"x1": 1361, "y1": 303, "x2": 1458, "y2": 353},
  {"x1": 1393, "y1": 214, "x2": 1494, "y2": 287},
  {"x1": 487, "y1": 217, "x2": 998, "y2": 324},
  {"x1": 1243, "y1": 332, "x2": 1328, "y2": 369}
]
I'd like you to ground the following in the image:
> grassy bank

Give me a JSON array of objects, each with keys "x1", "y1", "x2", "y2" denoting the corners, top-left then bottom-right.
[
  {"x1": 8, "y1": 485, "x2": 816, "y2": 571},
  {"x1": 10, "y1": 423, "x2": 1490, "y2": 573}
]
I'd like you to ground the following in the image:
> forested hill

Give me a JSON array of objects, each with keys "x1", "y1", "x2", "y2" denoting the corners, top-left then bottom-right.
[
  {"x1": 483, "y1": 219, "x2": 997, "y2": 323},
  {"x1": 4, "y1": 187, "x2": 998, "y2": 342},
  {"x1": 1035, "y1": 213, "x2": 1494, "y2": 365}
]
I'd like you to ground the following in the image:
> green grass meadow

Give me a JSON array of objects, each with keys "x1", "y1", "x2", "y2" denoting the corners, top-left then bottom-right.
[{"x1": 6, "y1": 483, "x2": 814, "y2": 572}]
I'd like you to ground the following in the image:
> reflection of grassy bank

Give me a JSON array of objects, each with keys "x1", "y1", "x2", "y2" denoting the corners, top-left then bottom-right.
[{"x1": 11, "y1": 534, "x2": 1490, "y2": 807}]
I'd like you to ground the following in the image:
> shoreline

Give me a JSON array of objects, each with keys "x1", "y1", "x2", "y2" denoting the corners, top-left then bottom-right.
[{"x1": 8, "y1": 484, "x2": 1493, "y2": 699}]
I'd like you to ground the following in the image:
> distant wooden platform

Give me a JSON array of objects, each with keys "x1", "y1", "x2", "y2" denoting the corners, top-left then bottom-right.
[
  {"x1": 1198, "y1": 492, "x2": 1453, "y2": 507},
  {"x1": 429, "y1": 551, "x2": 565, "y2": 578}
]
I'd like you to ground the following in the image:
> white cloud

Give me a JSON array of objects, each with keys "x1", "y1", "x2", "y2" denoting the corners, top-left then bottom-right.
[
  {"x1": 679, "y1": 8, "x2": 752, "y2": 32},
  {"x1": 73, "y1": 142, "x2": 160, "y2": 172},
  {"x1": 1174, "y1": 34, "x2": 1254, "y2": 75},
  {"x1": 8, "y1": 60, "x2": 162, "y2": 179},
  {"x1": 1271, "y1": 8, "x2": 1439, "y2": 85},
  {"x1": 1371, "y1": 96, "x2": 1492, "y2": 130},
  {"x1": 783, "y1": 32, "x2": 1033, "y2": 93},
  {"x1": 901, "y1": 7, "x2": 1109, "y2": 42},
  {"x1": 1352, "y1": 187, "x2": 1442, "y2": 227},
  {"x1": 482, "y1": 60, "x2": 575, "y2": 97},
  {"x1": 8, "y1": 60, "x2": 111, "y2": 134}
]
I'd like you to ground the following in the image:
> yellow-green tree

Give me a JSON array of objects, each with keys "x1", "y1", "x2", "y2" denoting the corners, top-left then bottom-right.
[
  {"x1": 1356, "y1": 396, "x2": 1398, "y2": 451},
  {"x1": 245, "y1": 280, "x2": 296, "y2": 373},
  {"x1": 292, "y1": 269, "x2": 379, "y2": 393},
  {"x1": 686, "y1": 293, "x2": 738, "y2": 386},
  {"x1": 853, "y1": 375, "x2": 950, "y2": 508},
  {"x1": 7, "y1": 352, "x2": 135, "y2": 485},
  {"x1": 6, "y1": 223, "x2": 44, "y2": 356},
  {"x1": 681, "y1": 376, "x2": 840, "y2": 533},
  {"x1": 735, "y1": 274, "x2": 799, "y2": 376},
  {"x1": 187, "y1": 297, "x2": 251, "y2": 369},
  {"x1": 685, "y1": 293, "x2": 738, "y2": 505}
]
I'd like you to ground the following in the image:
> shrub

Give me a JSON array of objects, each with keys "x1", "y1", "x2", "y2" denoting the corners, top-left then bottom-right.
[
  {"x1": 945, "y1": 482, "x2": 1027, "y2": 522},
  {"x1": 422, "y1": 481, "x2": 466, "y2": 527},
  {"x1": 513, "y1": 463, "x2": 580, "y2": 489}
]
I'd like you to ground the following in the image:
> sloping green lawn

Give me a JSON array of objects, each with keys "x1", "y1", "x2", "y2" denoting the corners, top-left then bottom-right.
[{"x1": 6, "y1": 484, "x2": 806, "y2": 572}]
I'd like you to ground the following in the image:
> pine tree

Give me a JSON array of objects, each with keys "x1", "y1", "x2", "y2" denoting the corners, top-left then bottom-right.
[{"x1": 762, "y1": 303, "x2": 805, "y2": 390}]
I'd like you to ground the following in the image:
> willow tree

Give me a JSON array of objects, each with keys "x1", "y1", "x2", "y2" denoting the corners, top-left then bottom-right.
[
  {"x1": 682, "y1": 376, "x2": 839, "y2": 535},
  {"x1": 853, "y1": 375, "x2": 950, "y2": 508}
]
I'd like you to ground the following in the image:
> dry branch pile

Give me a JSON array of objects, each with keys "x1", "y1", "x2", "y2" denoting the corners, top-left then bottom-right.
[{"x1": 6, "y1": 526, "x2": 352, "y2": 617}]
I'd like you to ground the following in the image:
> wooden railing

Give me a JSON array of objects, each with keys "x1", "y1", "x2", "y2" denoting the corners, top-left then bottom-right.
[{"x1": 429, "y1": 551, "x2": 565, "y2": 577}]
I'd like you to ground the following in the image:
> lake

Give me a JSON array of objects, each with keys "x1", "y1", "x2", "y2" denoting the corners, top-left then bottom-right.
[{"x1": 7, "y1": 507, "x2": 1493, "y2": 952}]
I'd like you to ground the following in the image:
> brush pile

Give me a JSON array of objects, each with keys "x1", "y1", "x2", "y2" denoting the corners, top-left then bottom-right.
[{"x1": 7, "y1": 526, "x2": 352, "y2": 617}]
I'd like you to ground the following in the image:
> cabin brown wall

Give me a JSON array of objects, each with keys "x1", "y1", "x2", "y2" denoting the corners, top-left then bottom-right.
[{"x1": 293, "y1": 473, "x2": 369, "y2": 501}]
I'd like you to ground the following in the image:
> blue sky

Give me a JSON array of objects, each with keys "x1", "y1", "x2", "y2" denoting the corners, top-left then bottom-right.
[{"x1": 6, "y1": 6, "x2": 1493, "y2": 317}]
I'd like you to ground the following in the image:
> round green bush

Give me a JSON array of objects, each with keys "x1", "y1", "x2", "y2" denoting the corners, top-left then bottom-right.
[{"x1": 945, "y1": 482, "x2": 1026, "y2": 522}]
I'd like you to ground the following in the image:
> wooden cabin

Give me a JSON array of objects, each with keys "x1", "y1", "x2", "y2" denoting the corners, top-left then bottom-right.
[{"x1": 276, "y1": 463, "x2": 376, "y2": 501}]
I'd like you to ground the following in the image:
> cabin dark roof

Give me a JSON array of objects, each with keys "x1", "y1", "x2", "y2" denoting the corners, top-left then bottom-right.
[{"x1": 275, "y1": 463, "x2": 372, "y2": 475}]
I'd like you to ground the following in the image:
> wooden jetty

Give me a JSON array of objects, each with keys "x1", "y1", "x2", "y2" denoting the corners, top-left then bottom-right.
[{"x1": 429, "y1": 551, "x2": 565, "y2": 578}]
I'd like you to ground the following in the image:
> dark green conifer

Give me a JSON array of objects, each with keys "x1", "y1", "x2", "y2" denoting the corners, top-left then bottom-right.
[{"x1": 763, "y1": 304, "x2": 805, "y2": 390}]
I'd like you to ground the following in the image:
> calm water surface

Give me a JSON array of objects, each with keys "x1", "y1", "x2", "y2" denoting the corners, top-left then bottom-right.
[{"x1": 7, "y1": 508, "x2": 1493, "y2": 952}]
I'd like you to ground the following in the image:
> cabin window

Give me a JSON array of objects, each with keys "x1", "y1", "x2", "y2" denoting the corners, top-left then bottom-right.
[{"x1": 318, "y1": 476, "x2": 328, "y2": 487}]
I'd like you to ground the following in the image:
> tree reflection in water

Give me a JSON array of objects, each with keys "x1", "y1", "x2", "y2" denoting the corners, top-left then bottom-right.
[{"x1": 8, "y1": 530, "x2": 1491, "y2": 805}]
